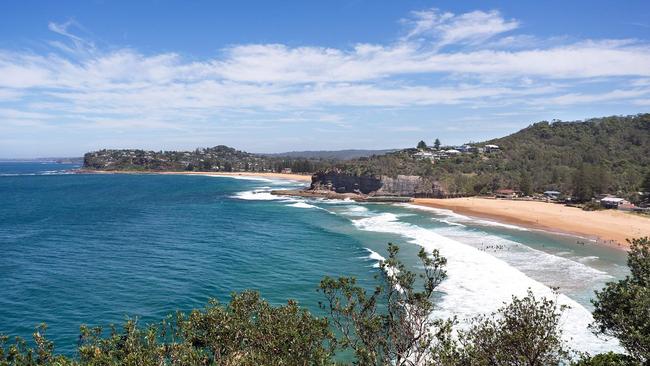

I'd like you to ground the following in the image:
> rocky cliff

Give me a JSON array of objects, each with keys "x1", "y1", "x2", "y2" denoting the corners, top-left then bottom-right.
[{"x1": 310, "y1": 170, "x2": 446, "y2": 197}]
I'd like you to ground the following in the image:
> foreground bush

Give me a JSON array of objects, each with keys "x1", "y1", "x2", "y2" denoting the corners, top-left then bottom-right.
[
  {"x1": 592, "y1": 237, "x2": 650, "y2": 364},
  {"x1": 6, "y1": 239, "x2": 649, "y2": 365},
  {"x1": 1, "y1": 292, "x2": 334, "y2": 366}
]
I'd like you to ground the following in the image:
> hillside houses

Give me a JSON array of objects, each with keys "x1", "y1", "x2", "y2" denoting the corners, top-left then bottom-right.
[{"x1": 412, "y1": 143, "x2": 500, "y2": 162}]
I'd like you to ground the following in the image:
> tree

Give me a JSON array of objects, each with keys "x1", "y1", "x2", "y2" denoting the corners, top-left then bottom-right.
[
  {"x1": 1, "y1": 292, "x2": 335, "y2": 366},
  {"x1": 642, "y1": 171, "x2": 650, "y2": 194},
  {"x1": 319, "y1": 243, "x2": 448, "y2": 365},
  {"x1": 417, "y1": 140, "x2": 428, "y2": 150},
  {"x1": 435, "y1": 290, "x2": 573, "y2": 366},
  {"x1": 591, "y1": 237, "x2": 650, "y2": 364},
  {"x1": 434, "y1": 138, "x2": 441, "y2": 150},
  {"x1": 519, "y1": 171, "x2": 533, "y2": 196},
  {"x1": 572, "y1": 165, "x2": 593, "y2": 202},
  {"x1": 574, "y1": 352, "x2": 639, "y2": 366}
]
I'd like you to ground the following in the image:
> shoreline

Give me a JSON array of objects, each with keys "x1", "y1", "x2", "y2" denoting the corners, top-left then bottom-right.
[
  {"x1": 76, "y1": 170, "x2": 648, "y2": 249},
  {"x1": 412, "y1": 197, "x2": 650, "y2": 249},
  {"x1": 76, "y1": 169, "x2": 313, "y2": 182}
]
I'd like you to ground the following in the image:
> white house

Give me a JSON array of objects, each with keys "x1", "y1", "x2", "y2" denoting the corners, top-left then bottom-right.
[{"x1": 600, "y1": 196, "x2": 629, "y2": 209}]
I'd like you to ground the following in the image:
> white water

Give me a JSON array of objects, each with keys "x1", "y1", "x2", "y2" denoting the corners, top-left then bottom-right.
[
  {"x1": 351, "y1": 212, "x2": 621, "y2": 354},
  {"x1": 234, "y1": 182, "x2": 623, "y2": 355}
]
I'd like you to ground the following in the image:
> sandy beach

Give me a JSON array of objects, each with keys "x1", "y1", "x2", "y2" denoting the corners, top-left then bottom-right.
[
  {"x1": 79, "y1": 169, "x2": 313, "y2": 182},
  {"x1": 413, "y1": 197, "x2": 650, "y2": 248}
]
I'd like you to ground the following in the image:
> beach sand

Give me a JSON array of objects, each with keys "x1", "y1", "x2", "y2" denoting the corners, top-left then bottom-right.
[
  {"x1": 413, "y1": 197, "x2": 650, "y2": 248},
  {"x1": 79, "y1": 170, "x2": 313, "y2": 182}
]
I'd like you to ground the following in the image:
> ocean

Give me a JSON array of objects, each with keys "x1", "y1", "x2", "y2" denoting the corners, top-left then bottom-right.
[{"x1": 0, "y1": 162, "x2": 629, "y2": 356}]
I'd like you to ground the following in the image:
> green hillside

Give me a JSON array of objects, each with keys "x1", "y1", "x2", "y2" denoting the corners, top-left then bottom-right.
[{"x1": 336, "y1": 114, "x2": 650, "y2": 200}]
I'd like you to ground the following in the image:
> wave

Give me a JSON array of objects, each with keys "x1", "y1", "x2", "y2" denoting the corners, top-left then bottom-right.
[
  {"x1": 401, "y1": 203, "x2": 530, "y2": 231},
  {"x1": 350, "y1": 212, "x2": 621, "y2": 355},
  {"x1": 363, "y1": 248, "x2": 385, "y2": 268},
  {"x1": 286, "y1": 202, "x2": 318, "y2": 209},
  {"x1": 436, "y1": 218, "x2": 466, "y2": 227},
  {"x1": 0, "y1": 170, "x2": 76, "y2": 177},
  {"x1": 231, "y1": 189, "x2": 284, "y2": 201}
]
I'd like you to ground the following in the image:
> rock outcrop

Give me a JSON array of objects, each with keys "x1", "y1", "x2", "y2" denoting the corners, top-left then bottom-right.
[{"x1": 310, "y1": 170, "x2": 446, "y2": 197}]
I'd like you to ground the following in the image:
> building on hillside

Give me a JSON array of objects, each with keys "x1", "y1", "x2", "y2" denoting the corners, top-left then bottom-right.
[
  {"x1": 445, "y1": 149, "x2": 461, "y2": 155},
  {"x1": 413, "y1": 151, "x2": 435, "y2": 160},
  {"x1": 456, "y1": 145, "x2": 474, "y2": 153},
  {"x1": 600, "y1": 196, "x2": 629, "y2": 209},
  {"x1": 484, "y1": 144, "x2": 500, "y2": 153},
  {"x1": 495, "y1": 189, "x2": 517, "y2": 199},
  {"x1": 543, "y1": 191, "x2": 561, "y2": 200}
]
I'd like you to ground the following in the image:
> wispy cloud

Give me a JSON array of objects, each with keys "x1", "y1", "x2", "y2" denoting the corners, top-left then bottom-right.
[
  {"x1": 0, "y1": 8, "x2": 648, "y2": 138},
  {"x1": 402, "y1": 9, "x2": 519, "y2": 46}
]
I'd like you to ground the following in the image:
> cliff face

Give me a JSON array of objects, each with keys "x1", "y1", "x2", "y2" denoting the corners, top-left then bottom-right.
[
  {"x1": 310, "y1": 170, "x2": 382, "y2": 194},
  {"x1": 311, "y1": 170, "x2": 445, "y2": 197}
]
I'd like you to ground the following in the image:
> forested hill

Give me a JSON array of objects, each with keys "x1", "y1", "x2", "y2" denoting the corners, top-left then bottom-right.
[
  {"x1": 332, "y1": 114, "x2": 649, "y2": 199},
  {"x1": 485, "y1": 114, "x2": 650, "y2": 194},
  {"x1": 266, "y1": 149, "x2": 397, "y2": 160},
  {"x1": 82, "y1": 145, "x2": 333, "y2": 173}
]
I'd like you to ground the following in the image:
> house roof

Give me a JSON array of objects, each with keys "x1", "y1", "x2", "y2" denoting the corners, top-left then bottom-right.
[{"x1": 601, "y1": 197, "x2": 626, "y2": 203}]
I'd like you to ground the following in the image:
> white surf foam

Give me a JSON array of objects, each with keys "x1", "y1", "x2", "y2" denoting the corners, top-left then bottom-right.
[
  {"x1": 287, "y1": 202, "x2": 318, "y2": 209},
  {"x1": 364, "y1": 248, "x2": 386, "y2": 268},
  {"x1": 231, "y1": 189, "x2": 283, "y2": 201},
  {"x1": 351, "y1": 212, "x2": 621, "y2": 355},
  {"x1": 402, "y1": 204, "x2": 530, "y2": 231},
  {"x1": 437, "y1": 227, "x2": 613, "y2": 293}
]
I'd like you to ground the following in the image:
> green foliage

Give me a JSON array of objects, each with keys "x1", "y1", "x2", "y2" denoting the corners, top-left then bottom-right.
[
  {"x1": 641, "y1": 171, "x2": 650, "y2": 195},
  {"x1": 582, "y1": 201, "x2": 605, "y2": 211},
  {"x1": 573, "y1": 352, "x2": 640, "y2": 366},
  {"x1": 319, "y1": 243, "x2": 448, "y2": 365},
  {"x1": 434, "y1": 138, "x2": 441, "y2": 150},
  {"x1": 1, "y1": 292, "x2": 334, "y2": 366},
  {"x1": 592, "y1": 237, "x2": 650, "y2": 364},
  {"x1": 0, "y1": 325, "x2": 72, "y2": 366},
  {"x1": 83, "y1": 145, "x2": 334, "y2": 173},
  {"x1": 334, "y1": 114, "x2": 650, "y2": 197},
  {"x1": 6, "y1": 238, "x2": 650, "y2": 365},
  {"x1": 434, "y1": 290, "x2": 573, "y2": 366},
  {"x1": 519, "y1": 171, "x2": 533, "y2": 196},
  {"x1": 417, "y1": 140, "x2": 428, "y2": 149}
]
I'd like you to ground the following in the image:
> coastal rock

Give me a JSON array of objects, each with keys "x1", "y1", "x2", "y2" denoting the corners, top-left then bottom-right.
[{"x1": 310, "y1": 170, "x2": 445, "y2": 197}]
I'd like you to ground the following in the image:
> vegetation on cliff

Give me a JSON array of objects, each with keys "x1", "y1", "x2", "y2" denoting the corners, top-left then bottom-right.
[
  {"x1": 82, "y1": 113, "x2": 650, "y2": 200},
  {"x1": 331, "y1": 114, "x2": 649, "y2": 200},
  {"x1": 2, "y1": 237, "x2": 649, "y2": 365},
  {"x1": 83, "y1": 145, "x2": 332, "y2": 173}
]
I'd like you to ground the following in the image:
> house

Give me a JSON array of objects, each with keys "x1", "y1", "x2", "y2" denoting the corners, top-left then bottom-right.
[
  {"x1": 484, "y1": 144, "x2": 500, "y2": 153},
  {"x1": 543, "y1": 191, "x2": 561, "y2": 200},
  {"x1": 445, "y1": 149, "x2": 461, "y2": 155},
  {"x1": 495, "y1": 189, "x2": 517, "y2": 199},
  {"x1": 281, "y1": 168, "x2": 292, "y2": 174},
  {"x1": 413, "y1": 151, "x2": 435, "y2": 160},
  {"x1": 600, "y1": 196, "x2": 629, "y2": 209},
  {"x1": 456, "y1": 145, "x2": 474, "y2": 153}
]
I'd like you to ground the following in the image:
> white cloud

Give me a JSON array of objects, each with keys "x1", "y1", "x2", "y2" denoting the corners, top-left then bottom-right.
[
  {"x1": 0, "y1": 8, "x2": 648, "y2": 134},
  {"x1": 403, "y1": 9, "x2": 519, "y2": 46}
]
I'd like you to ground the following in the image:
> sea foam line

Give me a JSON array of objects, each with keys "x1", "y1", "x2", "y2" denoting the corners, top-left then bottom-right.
[{"x1": 350, "y1": 212, "x2": 621, "y2": 355}]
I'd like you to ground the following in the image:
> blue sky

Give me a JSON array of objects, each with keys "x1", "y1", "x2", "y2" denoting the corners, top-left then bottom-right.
[{"x1": 1, "y1": 1, "x2": 649, "y2": 157}]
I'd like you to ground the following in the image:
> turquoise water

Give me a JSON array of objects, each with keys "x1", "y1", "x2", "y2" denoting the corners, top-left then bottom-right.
[{"x1": 0, "y1": 163, "x2": 629, "y2": 355}]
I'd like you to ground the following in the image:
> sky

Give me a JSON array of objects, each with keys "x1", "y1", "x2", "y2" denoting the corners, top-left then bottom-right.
[{"x1": 1, "y1": 0, "x2": 649, "y2": 158}]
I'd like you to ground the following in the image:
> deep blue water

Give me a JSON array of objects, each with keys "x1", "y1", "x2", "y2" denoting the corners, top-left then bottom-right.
[{"x1": 0, "y1": 163, "x2": 629, "y2": 355}]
